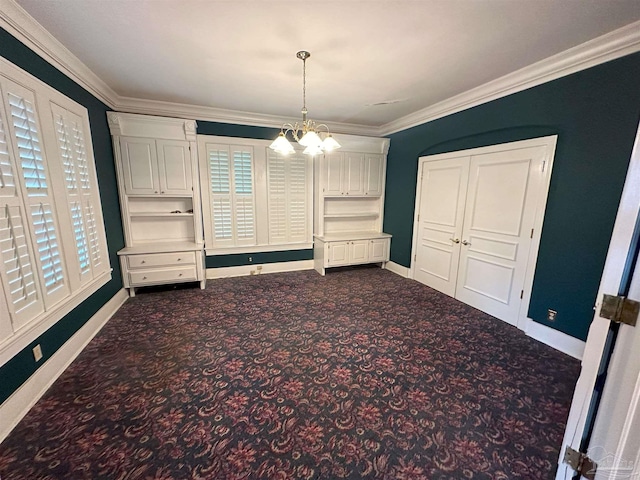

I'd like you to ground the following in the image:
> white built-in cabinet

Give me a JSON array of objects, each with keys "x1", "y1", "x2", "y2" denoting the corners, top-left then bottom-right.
[
  {"x1": 108, "y1": 112, "x2": 205, "y2": 296},
  {"x1": 313, "y1": 136, "x2": 391, "y2": 275}
]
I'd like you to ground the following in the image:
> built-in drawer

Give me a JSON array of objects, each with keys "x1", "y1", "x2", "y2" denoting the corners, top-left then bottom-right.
[
  {"x1": 129, "y1": 266, "x2": 197, "y2": 286},
  {"x1": 127, "y1": 251, "x2": 196, "y2": 269}
]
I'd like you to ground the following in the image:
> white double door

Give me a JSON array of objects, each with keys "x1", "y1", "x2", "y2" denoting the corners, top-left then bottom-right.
[{"x1": 411, "y1": 137, "x2": 555, "y2": 326}]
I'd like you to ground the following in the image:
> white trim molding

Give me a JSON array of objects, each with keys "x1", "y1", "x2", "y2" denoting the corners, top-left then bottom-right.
[
  {"x1": 0, "y1": 288, "x2": 128, "y2": 444},
  {"x1": 380, "y1": 21, "x2": 640, "y2": 135},
  {"x1": 2, "y1": 0, "x2": 639, "y2": 136},
  {"x1": 525, "y1": 318, "x2": 586, "y2": 360},
  {"x1": 385, "y1": 261, "x2": 410, "y2": 278},
  {"x1": 206, "y1": 260, "x2": 314, "y2": 279}
]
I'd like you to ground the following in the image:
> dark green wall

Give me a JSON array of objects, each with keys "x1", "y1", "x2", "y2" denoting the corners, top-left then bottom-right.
[
  {"x1": 384, "y1": 53, "x2": 640, "y2": 341},
  {"x1": 196, "y1": 121, "x2": 314, "y2": 267},
  {"x1": 0, "y1": 28, "x2": 125, "y2": 405}
]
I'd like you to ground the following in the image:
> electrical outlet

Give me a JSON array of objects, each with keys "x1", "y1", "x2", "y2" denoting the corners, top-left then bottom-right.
[
  {"x1": 547, "y1": 309, "x2": 557, "y2": 321},
  {"x1": 32, "y1": 344, "x2": 43, "y2": 362},
  {"x1": 248, "y1": 256, "x2": 253, "y2": 262}
]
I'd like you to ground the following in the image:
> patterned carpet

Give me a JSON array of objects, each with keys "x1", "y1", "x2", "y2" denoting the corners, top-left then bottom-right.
[{"x1": 0, "y1": 268, "x2": 580, "y2": 479}]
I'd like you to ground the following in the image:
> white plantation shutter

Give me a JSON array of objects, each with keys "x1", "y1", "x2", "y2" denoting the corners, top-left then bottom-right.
[
  {"x1": 267, "y1": 152, "x2": 287, "y2": 243},
  {"x1": 0, "y1": 114, "x2": 16, "y2": 197},
  {"x1": 267, "y1": 151, "x2": 309, "y2": 244},
  {"x1": 207, "y1": 144, "x2": 256, "y2": 247},
  {"x1": 0, "y1": 204, "x2": 44, "y2": 329},
  {"x1": 4, "y1": 81, "x2": 69, "y2": 306},
  {"x1": 233, "y1": 149, "x2": 255, "y2": 244},
  {"x1": 208, "y1": 146, "x2": 233, "y2": 243},
  {"x1": 50, "y1": 104, "x2": 104, "y2": 285},
  {"x1": 0, "y1": 59, "x2": 111, "y2": 350}
]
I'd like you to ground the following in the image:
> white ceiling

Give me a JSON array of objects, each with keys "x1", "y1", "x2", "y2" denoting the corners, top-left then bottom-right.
[{"x1": 12, "y1": 0, "x2": 640, "y2": 132}]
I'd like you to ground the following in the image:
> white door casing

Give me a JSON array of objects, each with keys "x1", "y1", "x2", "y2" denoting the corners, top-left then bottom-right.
[
  {"x1": 556, "y1": 122, "x2": 640, "y2": 480},
  {"x1": 410, "y1": 136, "x2": 556, "y2": 328}
]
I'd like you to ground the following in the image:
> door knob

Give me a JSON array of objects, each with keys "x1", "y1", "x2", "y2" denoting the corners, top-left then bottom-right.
[
  {"x1": 462, "y1": 240, "x2": 471, "y2": 246},
  {"x1": 450, "y1": 238, "x2": 460, "y2": 244}
]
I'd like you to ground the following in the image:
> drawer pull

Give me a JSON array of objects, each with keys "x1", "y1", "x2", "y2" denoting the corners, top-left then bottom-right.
[
  {"x1": 143, "y1": 276, "x2": 147, "y2": 280},
  {"x1": 177, "y1": 258, "x2": 181, "y2": 261},
  {"x1": 178, "y1": 273, "x2": 183, "y2": 277},
  {"x1": 141, "y1": 260, "x2": 146, "y2": 264}
]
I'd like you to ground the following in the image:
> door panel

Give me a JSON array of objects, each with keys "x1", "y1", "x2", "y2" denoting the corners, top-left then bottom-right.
[
  {"x1": 413, "y1": 157, "x2": 468, "y2": 296},
  {"x1": 456, "y1": 147, "x2": 545, "y2": 324},
  {"x1": 120, "y1": 137, "x2": 158, "y2": 194},
  {"x1": 351, "y1": 240, "x2": 368, "y2": 263}
]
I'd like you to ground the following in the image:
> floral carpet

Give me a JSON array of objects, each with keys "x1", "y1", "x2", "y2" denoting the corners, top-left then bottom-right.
[{"x1": 0, "y1": 268, "x2": 580, "y2": 479}]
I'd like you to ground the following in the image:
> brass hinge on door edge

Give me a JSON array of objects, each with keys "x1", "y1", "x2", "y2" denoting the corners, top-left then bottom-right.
[
  {"x1": 600, "y1": 294, "x2": 639, "y2": 327},
  {"x1": 564, "y1": 446, "x2": 597, "y2": 480}
]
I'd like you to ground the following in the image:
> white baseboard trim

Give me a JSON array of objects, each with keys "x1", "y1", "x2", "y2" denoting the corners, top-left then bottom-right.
[
  {"x1": 207, "y1": 260, "x2": 314, "y2": 279},
  {"x1": 0, "y1": 288, "x2": 128, "y2": 444},
  {"x1": 385, "y1": 261, "x2": 410, "y2": 278},
  {"x1": 525, "y1": 318, "x2": 586, "y2": 360}
]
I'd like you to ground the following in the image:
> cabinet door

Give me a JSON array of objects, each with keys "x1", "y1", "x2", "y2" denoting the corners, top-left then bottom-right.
[
  {"x1": 364, "y1": 154, "x2": 384, "y2": 196},
  {"x1": 120, "y1": 137, "x2": 159, "y2": 195},
  {"x1": 324, "y1": 153, "x2": 343, "y2": 196},
  {"x1": 157, "y1": 140, "x2": 192, "y2": 194},
  {"x1": 369, "y1": 238, "x2": 389, "y2": 262},
  {"x1": 350, "y1": 240, "x2": 369, "y2": 263},
  {"x1": 327, "y1": 241, "x2": 349, "y2": 265},
  {"x1": 344, "y1": 153, "x2": 364, "y2": 195}
]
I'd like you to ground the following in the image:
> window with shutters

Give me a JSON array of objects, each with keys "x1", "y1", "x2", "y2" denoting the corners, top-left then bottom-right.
[
  {"x1": 0, "y1": 59, "x2": 111, "y2": 356},
  {"x1": 199, "y1": 136, "x2": 312, "y2": 255},
  {"x1": 206, "y1": 144, "x2": 256, "y2": 248}
]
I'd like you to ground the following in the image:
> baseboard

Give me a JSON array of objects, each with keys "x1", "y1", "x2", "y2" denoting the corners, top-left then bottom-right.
[
  {"x1": 0, "y1": 288, "x2": 129, "y2": 443},
  {"x1": 207, "y1": 260, "x2": 314, "y2": 279},
  {"x1": 385, "y1": 261, "x2": 410, "y2": 278},
  {"x1": 525, "y1": 319, "x2": 586, "y2": 360}
]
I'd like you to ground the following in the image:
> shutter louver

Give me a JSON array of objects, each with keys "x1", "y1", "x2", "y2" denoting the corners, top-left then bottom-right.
[
  {"x1": 0, "y1": 204, "x2": 43, "y2": 325},
  {"x1": 85, "y1": 201, "x2": 102, "y2": 269},
  {"x1": 0, "y1": 115, "x2": 16, "y2": 196},
  {"x1": 71, "y1": 201, "x2": 90, "y2": 273},
  {"x1": 209, "y1": 148, "x2": 233, "y2": 242},
  {"x1": 72, "y1": 120, "x2": 91, "y2": 190},
  {"x1": 54, "y1": 113, "x2": 77, "y2": 192},
  {"x1": 233, "y1": 150, "x2": 255, "y2": 243},
  {"x1": 8, "y1": 93, "x2": 47, "y2": 193},
  {"x1": 267, "y1": 151, "x2": 287, "y2": 243},
  {"x1": 267, "y1": 151, "x2": 308, "y2": 244},
  {"x1": 31, "y1": 202, "x2": 64, "y2": 292}
]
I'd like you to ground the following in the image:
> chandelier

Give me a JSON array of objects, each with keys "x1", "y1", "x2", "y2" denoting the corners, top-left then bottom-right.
[{"x1": 269, "y1": 51, "x2": 341, "y2": 156}]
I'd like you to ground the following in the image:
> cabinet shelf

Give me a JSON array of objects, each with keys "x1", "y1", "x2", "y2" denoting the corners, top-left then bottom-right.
[
  {"x1": 323, "y1": 212, "x2": 379, "y2": 219},
  {"x1": 130, "y1": 212, "x2": 194, "y2": 217}
]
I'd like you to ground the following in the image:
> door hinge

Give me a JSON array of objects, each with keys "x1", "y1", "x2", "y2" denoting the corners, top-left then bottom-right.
[
  {"x1": 414, "y1": 254, "x2": 416, "y2": 261},
  {"x1": 600, "y1": 294, "x2": 639, "y2": 326},
  {"x1": 520, "y1": 290, "x2": 524, "y2": 299},
  {"x1": 530, "y1": 228, "x2": 534, "y2": 238},
  {"x1": 563, "y1": 446, "x2": 597, "y2": 480},
  {"x1": 541, "y1": 160, "x2": 546, "y2": 172}
]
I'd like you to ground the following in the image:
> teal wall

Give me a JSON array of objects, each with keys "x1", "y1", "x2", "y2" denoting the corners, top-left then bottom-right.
[
  {"x1": 384, "y1": 53, "x2": 640, "y2": 341},
  {"x1": 0, "y1": 28, "x2": 125, "y2": 405},
  {"x1": 197, "y1": 120, "x2": 314, "y2": 267}
]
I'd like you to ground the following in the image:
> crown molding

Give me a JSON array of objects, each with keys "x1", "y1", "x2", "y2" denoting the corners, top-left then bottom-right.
[
  {"x1": 379, "y1": 20, "x2": 640, "y2": 136},
  {"x1": 113, "y1": 96, "x2": 381, "y2": 137},
  {"x1": 0, "y1": 0, "x2": 119, "y2": 108}
]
